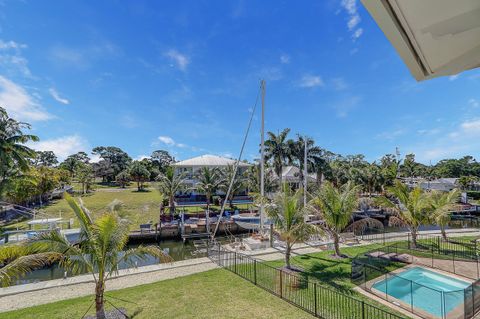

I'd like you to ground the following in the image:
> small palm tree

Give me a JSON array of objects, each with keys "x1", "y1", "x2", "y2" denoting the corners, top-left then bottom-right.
[
  {"x1": 309, "y1": 182, "x2": 370, "y2": 257},
  {"x1": 220, "y1": 165, "x2": 246, "y2": 208},
  {"x1": 156, "y1": 166, "x2": 186, "y2": 218},
  {"x1": 196, "y1": 167, "x2": 223, "y2": 211},
  {"x1": 375, "y1": 180, "x2": 431, "y2": 248},
  {"x1": 266, "y1": 185, "x2": 316, "y2": 269},
  {"x1": 0, "y1": 194, "x2": 172, "y2": 319},
  {"x1": 430, "y1": 189, "x2": 460, "y2": 240},
  {"x1": 264, "y1": 128, "x2": 292, "y2": 186},
  {"x1": 288, "y1": 135, "x2": 322, "y2": 185}
]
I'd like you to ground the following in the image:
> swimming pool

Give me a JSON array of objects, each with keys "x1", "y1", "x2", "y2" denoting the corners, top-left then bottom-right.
[{"x1": 372, "y1": 267, "x2": 470, "y2": 318}]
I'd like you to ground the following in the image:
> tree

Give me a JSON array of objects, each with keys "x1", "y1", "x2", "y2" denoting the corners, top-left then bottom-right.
[
  {"x1": 156, "y1": 167, "x2": 186, "y2": 218},
  {"x1": 140, "y1": 158, "x2": 160, "y2": 181},
  {"x1": 375, "y1": 180, "x2": 431, "y2": 248},
  {"x1": 309, "y1": 182, "x2": 370, "y2": 257},
  {"x1": 0, "y1": 194, "x2": 172, "y2": 319},
  {"x1": 5, "y1": 174, "x2": 38, "y2": 205},
  {"x1": 34, "y1": 166, "x2": 61, "y2": 206},
  {"x1": 266, "y1": 185, "x2": 315, "y2": 269},
  {"x1": 60, "y1": 152, "x2": 90, "y2": 178},
  {"x1": 129, "y1": 161, "x2": 150, "y2": 191},
  {"x1": 115, "y1": 170, "x2": 130, "y2": 188},
  {"x1": 32, "y1": 151, "x2": 58, "y2": 167},
  {"x1": 92, "y1": 146, "x2": 131, "y2": 182},
  {"x1": 245, "y1": 163, "x2": 277, "y2": 194},
  {"x1": 430, "y1": 189, "x2": 460, "y2": 240},
  {"x1": 458, "y1": 176, "x2": 477, "y2": 191},
  {"x1": 0, "y1": 107, "x2": 38, "y2": 198},
  {"x1": 220, "y1": 165, "x2": 246, "y2": 208},
  {"x1": 288, "y1": 135, "x2": 322, "y2": 186},
  {"x1": 196, "y1": 167, "x2": 223, "y2": 211},
  {"x1": 151, "y1": 150, "x2": 175, "y2": 174},
  {"x1": 264, "y1": 128, "x2": 292, "y2": 185},
  {"x1": 76, "y1": 163, "x2": 94, "y2": 194}
]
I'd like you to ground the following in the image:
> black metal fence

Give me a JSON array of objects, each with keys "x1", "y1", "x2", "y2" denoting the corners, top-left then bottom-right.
[
  {"x1": 208, "y1": 244, "x2": 405, "y2": 319},
  {"x1": 352, "y1": 235, "x2": 480, "y2": 319}
]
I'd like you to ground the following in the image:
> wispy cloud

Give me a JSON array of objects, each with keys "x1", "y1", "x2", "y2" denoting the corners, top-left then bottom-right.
[
  {"x1": 298, "y1": 74, "x2": 324, "y2": 88},
  {"x1": 157, "y1": 135, "x2": 176, "y2": 146},
  {"x1": 49, "y1": 87, "x2": 70, "y2": 105},
  {"x1": 49, "y1": 42, "x2": 121, "y2": 69},
  {"x1": 449, "y1": 74, "x2": 460, "y2": 81},
  {"x1": 340, "y1": 0, "x2": 363, "y2": 41},
  {"x1": 164, "y1": 49, "x2": 190, "y2": 71},
  {"x1": 376, "y1": 129, "x2": 406, "y2": 141},
  {"x1": 28, "y1": 135, "x2": 88, "y2": 161},
  {"x1": 0, "y1": 76, "x2": 52, "y2": 121},
  {"x1": 332, "y1": 77, "x2": 348, "y2": 91},
  {"x1": 330, "y1": 95, "x2": 361, "y2": 118},
  {"x1": 468, "y1": 98, "x2": 479, "y2": 108},
  {"x1": 280, "y1": 54, "x2": 290, "y2": 64},
  {"x1": 0, "y1": 39, "x2": 32, "y2": 77}
]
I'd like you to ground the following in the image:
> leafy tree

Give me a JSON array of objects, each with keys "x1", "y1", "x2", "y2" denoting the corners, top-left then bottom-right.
[
  {"x1": 34, "y1": 166, "x2": 61, "y2": 205},
  {"x1": 458, "y1": 176, "x2": 478, "y2": 191},
  {"x1": 245, "y1": 163, "x2": 277, "y2": 194},
  {"x1": 140, "y1": 158, "x2": 160, "y2": 181},
  {"x1": 115, "y1": 170, "x2": 130, "y2": 188},
  {"x1": 220, "y1": 165, "x2": 246, "y2": 208},
  {"x1": 92, "y1": 146, "x2": 131, "y2": 182},
  {"x1": 375, "y1": 181, "x2": 431, "y2": 248},
  {"x1": 196, "y1": 167, "x2": 223, "y2": 211},
  {"x1": 288, "y1": 135, "x2": 322, "y2": 186},
  {"x1": 129, "y1": 161, "x2": 149, "y2": 191},
  {"x1": 5, "y1": 174, "x2": 38, "y2": 205},
  {"x1": 0, "y1": 194, "x2": 172, "y2": 319},
  {"x1": 151, "y1": 150, "x2": 175, "y2": 174},
  {"x1": 60, "y1": 152, "x2": 90, "y2": 178},
  {"x1": 309, "y1": 182, "x2": 370, "y2": 257},
  {"x1": 156, "y1": 167, "x2": 186, "y2": 218},
  {"x1": 92, "y1": 159, "x2": 115, "y2": 183},
  {"x1": 32, "y1": 151, "x2": 58, "y2": 167},
  {"x1": 264, "y1": 128, "x2": 292, "y2": 185},
  {"x1": 0, "y1": 107, "x2": 38, "y2": 198},
  {"x1": 76, "y1": 163, "x2": 94, "y2": 194},
  {"x1": 430, "y1": 189, "x2": 460, "y2": 240},
  {"x1": 266, "y1": 185, "x2": 315, "y2": 269}
]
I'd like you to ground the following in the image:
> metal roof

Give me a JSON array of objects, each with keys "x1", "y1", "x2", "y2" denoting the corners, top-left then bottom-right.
[
  {"x1": 173, "y1": 155, "x2": 252, "y2": 167},
  {"x1": 361, "y1": 0, "x2": 480, "y2": 81}
]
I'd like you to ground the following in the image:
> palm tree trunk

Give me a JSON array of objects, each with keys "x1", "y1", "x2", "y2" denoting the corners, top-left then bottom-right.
[
  {"x1": 440, "y1": 226, "x2": 447, "y2": 241},
  {"x1": 333, "y1": 233, "x2": 342, "y2": 257},
  {"x1": 285, "y1": 244, "x2": 291, "y2": 269},
  {"x1": 95, "y1": 280, "x2": 106, "y2": 319},
  {"x1": 410, "y1": 229, "x2": 418, "y2": 249},
  {"x1": 169, "y1": 196, "x2": 175, "y2": 219}
]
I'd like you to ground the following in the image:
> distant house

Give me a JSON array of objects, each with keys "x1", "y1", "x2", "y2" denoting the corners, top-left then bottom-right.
[
  {"x1": 272, "y1": 166, "x2": 317, "y2": 189},
  {"x1": 173, "y1": 155, "x2": 251, "y2": 196},
  {"x1": 419, "y1": 178, "x2": 458, "y2": 192}
]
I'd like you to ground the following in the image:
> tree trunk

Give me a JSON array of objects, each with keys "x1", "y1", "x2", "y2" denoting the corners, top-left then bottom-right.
[
  {"x1": 137, "y1": 180, "x2": 140, "y2": 191},
  {"x1": 95, "y1": 281, "x2": 106, "y2": 319},
  {"x1": 440, "y1": 226, "x2": 447, "y2": 241},
  {"x1": 169, "y1": 196, "x2": 175, "y2": 219},
  {"x1": 411, "y1": 229, "x2": 418, "y2": 249},
  {"x1": 333, "y1": 233, "x2": 342, "y2": 257},
  {"x1": 285, "y1": 244, "x2": 291, "y2": 269}
]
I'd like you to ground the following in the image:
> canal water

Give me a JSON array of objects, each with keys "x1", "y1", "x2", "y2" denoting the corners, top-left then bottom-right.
[{"x1": 13, "y1": 239, "x2": 207, "y2": 286}]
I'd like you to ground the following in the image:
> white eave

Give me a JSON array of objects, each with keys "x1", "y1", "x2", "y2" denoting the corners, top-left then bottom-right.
[
  {"x1": 173, "y1": 154, "x2": 251, "y2": 167},
  {"x1": 361, "y1": 0, "x2": 480, "y2": 81}
]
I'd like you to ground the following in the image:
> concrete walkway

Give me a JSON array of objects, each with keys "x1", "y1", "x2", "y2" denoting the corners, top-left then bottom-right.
[{"x1": 1, "y1": 228, "x2": 478, "y2": 313}]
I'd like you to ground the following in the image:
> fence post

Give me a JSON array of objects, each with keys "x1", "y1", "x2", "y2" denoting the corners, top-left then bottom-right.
[
  {"x1": 408, "y1": 233, "x2": 410, "y2": 249},
  {"x1": 279, "y1": 269, "x2": 283, "y2": 299},
  {"x1": 314, "y1": 282, "x2": 318, "y2": 317},
  {"x1": 453, "y1": 251, "x2": 456, "y2": 274},
  {"x1": 234, "y1": 251, "x2": 237, "y2": 274},
  {"x1": 361, "y1": 300, "x2": 365, "y2": 319},
  {"x1": 431, "y1": 243, "x2": 434, "y2": 268},
  {"x1": 254, "y1": 260, "x2": 257, "y2": 285}
]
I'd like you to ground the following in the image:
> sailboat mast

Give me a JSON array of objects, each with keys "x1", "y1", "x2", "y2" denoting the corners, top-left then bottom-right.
[
  {"x1": 260, "y1": 80, "x2": 265, "y2": 232},
  {"x1": 304, "y1": 135, "x2": 307, "y2": 208}
]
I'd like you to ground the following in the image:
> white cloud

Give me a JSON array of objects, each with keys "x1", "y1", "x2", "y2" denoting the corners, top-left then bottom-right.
[
  {"x1": 340, "y1": 0, "x2": 363, "y2": 41},
  {"x1": 0, "y1": 76, "x2": 52, "y2": 121},
  {"x1": 49, "y1": 87, "x2": 70, "y2": 105},
  {"x1": 28, "y1": 135, "x2": 88, "y2": 161},
  {"x1": 468, "y1": 98, "x2": 479, "y2": 108},
  {"x1": 376, "y1": 129, "x2": 406, "y2": 141},
  {"x1": 134, "y1": 154, "x2": 149, "y2": 161},
  {"x1": 0, "y1": 39, "x2": 32, "y2": 77},
  {"x1": 449, "y1": 74, "x2": 460, "y2": 81},
  {"x1": 331, "y1": 95, "x2": 361, "y2": 118},
  {"x1": 332, "y1": 77, "x2": 348, "y2": 91},
  {"x1": 165, "y1": 49, "x2": 190, "y2": 71},
  {"x1": 0, "y1": 40, "x2": 27, "y2": 50},
  {"x1": 280, "y1": 54, "x2": 290, "y2": 64},
  {"x1": 158, "y1": 135, "x2": 176, "y2": 146},
  {"x1": 298, "y1": 74, "x2": 324, "y2": 88}
]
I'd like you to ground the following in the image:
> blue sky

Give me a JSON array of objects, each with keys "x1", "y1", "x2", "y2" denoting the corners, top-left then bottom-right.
[{"x1": 1, "y1": 0, "x2": 479, "y2": 164}]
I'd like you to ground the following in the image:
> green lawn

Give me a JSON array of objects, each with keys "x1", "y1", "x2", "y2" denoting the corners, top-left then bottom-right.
[{"x1": 0, "y1": 269, "x2": 315, "y2": 319}]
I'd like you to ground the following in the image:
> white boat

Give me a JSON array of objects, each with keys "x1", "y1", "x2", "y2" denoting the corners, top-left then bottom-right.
[{"x1": 232, "y1": 214, "x2": 272, "y2": 230}]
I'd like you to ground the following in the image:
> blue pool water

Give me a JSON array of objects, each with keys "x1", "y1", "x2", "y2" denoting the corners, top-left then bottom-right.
[{"x1": 372, "y1": 267, "x2": 470, "y2": 318}]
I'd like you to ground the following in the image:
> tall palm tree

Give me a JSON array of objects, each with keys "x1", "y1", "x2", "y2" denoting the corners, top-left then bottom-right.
[
  {"x1": 246, "y1": 164, "x2": 277, "y2": 194},
  {"x1": 430, "y1": 189, "x2": 460, "y2": 240},
  {"x1": 220, "y1": 165, "x2": 246, "y2": 208},
  {"x1": 195, "y1": 167, "x2": 223, "y2": 211},
  {"x1": 0, "y1": 107, "x2": 39, "y2": 197},
  {"x1": 156, "y1": 166, "x2": 186, "y2": 218},
  {"x1": 375, "y1": 180, "x2": 431, "y2": 248},
  {"x1": 308, "y1": 182, "x2": 374, "y2": 257},
  {"x1": 266, "y1": 185, "x2": 315, "y2": 269},
  {"x1": 264, "y1": 128, "x2": 292, "y2": 185},
  {"x1": 0, "y1": 194, "x2": 172, "y2": 319},
  {"x1": 288, "y1": 135, "x2": 322, "y2": 186}
]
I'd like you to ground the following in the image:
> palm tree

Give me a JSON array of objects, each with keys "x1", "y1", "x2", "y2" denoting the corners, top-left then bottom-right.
[
  {"x1": 266, "y1": 185, "x2": 315, "y2": 269},
  {"x1": 308, "y1": 182, "x2": 373, "y2": 257},
  {"x1": 0, "y1": 194, "x2": 172, "y2": 319},
  {"x1": 288, "y1": 135, "x2": 322, "y2": 187},
  {"x1": 0, "y1": 107, "x2": 39, "y2": 197},
  {"x1": 246, "y1": 163, "x2": 277, "y2": 194},
  {"x1": 196, "y1": 167, "x2": 223, "y2": 211},
  {"x1": 156, "y1": 166, "x2": 186, "y2": 218},
  {"x1": 264, "y1": 128, "x2": 292, "y2": 185},
  {"x1": 375, "y1": 180, "x2": 431, "y2": 248},
  {"x1": 430, "y1": 189, "x2": 460, "y2": 240},
  {"x1": 220, "y1": 165, "x2": 246, "y2": 208}
]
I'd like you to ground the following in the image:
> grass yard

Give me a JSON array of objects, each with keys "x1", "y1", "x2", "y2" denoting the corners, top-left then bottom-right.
[{"x1": 0, "y1": 269, "x2": 315, "y2": 319}]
